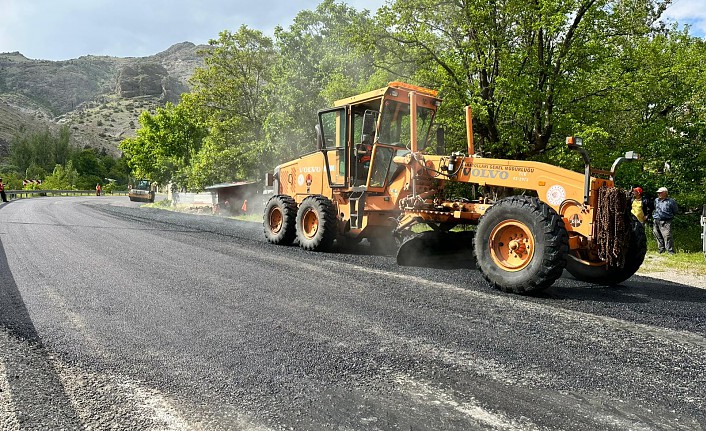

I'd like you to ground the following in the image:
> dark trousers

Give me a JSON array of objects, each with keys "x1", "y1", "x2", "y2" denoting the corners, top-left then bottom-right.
[
  {"x1": 653, "y1": 219, "x2": 675, "y2": 253},
  {"x1": 0, "y1": 190, "x2": 6, "y2": 202}
]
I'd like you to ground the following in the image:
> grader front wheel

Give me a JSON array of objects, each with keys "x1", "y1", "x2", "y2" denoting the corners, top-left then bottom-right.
[
  {"x1": 489, "y1": 220, "x2": 535, "y2": 271},
  {"x1": 474, "y1": 197, "x2": 568, "y2": 294}
]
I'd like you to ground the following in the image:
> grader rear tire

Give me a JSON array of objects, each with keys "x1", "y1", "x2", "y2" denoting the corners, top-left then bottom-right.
[
  {"x1": 263, "y1": 195, "x2": 297, "y2": 245},
  {"x1": 566, "y1": 215, "x2": 647, "y2": 285},
  {"x1": 474, "y1": 197, "x2": 568, "y2": 294},
  {"x1": 296, "y1": 195, "x2": 337, "y2": 252}
]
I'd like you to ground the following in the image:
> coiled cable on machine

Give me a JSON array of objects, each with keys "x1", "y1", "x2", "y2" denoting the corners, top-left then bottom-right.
[{"x1": 595, "y1": 186, "x2": 631, "y2": 268}]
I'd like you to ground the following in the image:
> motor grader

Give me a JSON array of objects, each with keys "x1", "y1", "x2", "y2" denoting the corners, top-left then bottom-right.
[{"x1": 263, "y1": 82, "x2": 646, "y2": 294}]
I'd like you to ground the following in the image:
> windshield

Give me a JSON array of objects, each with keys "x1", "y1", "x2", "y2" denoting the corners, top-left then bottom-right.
[
  {"x1": 369, "y1": 146, "x2": 410, "y2": 188},
  {"x1": 135, "y1": 180, "x2": 150, "y2": 190},
  {"x1": 377, "y1": 100, "x2": 435, "y2": 151}
]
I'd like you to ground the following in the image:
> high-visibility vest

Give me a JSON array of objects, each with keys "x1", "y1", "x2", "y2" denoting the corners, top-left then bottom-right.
[{"x1": 359, "y1": 144, "x2": 372, "y2": 163}]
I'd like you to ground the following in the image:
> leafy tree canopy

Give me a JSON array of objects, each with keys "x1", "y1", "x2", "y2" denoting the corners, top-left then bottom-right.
[
  {"x1": 4, "y1": 127, "x2": 130, "y2": 189},
  {"x1": 114, "y1": 0, "x2": 704, "y2": 211},
  {"x1": 119, "y1": 102, "x2": 206, "y2": 187}
]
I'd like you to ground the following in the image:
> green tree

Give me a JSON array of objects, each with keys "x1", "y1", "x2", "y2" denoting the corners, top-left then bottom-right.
[
  {"x1": 9, "y1": 126, "x2": 72, "y2": 173},
  {"x1": 72, "y1": 149, "x2": 105, "y2": 180},
  {"x1": 0, "y1": 172, "x2": 23, "y2": 190},
  {"x1": 268, "y1": 0, "x2": 381, "y2": 161},
  {"x1": 617, "y1": 34, "x2": 706, "y2": 209},
  {"x1": 369, "y1": 0, "x2": 672, "y2": 160},
  {"x1": 184, "y1": 25, "x2": 278, "y2": 187},
  {"x1": 105, "y1": 156, "x2": 131, "y2": 186},
  {"x1": 119, "y1": 102, "x2": 206, "y2": 187},
  {"x1": 25, "y1": 163, "x2": 48, "y2": 181},
  {"x1": 42, "y1": 161, "x2": 79, "y2": 190}
]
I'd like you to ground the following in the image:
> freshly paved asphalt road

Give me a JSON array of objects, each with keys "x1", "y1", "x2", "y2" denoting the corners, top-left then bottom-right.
[{"x1": 0, "y1": 196, "x2": 704, "y2": 430}]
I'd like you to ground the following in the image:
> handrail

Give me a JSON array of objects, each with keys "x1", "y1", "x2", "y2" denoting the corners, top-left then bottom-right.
[{"x1": 5, "y1": 190, "x2": 129, "y2": 199}]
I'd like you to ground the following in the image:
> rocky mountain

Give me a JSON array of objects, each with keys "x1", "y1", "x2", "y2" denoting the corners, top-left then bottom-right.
[{"x1": 0, "y1": 42, "x2": 207, "y2": 157}]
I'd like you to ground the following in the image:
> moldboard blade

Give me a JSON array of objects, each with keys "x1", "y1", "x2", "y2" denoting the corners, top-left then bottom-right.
[{"x1": 396, "y1": 231, "x2": 475, "y2": 269}]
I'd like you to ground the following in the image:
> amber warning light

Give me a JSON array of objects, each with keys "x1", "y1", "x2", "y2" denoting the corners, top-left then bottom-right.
[{"x1": 566, "y1": 136, "x2": 583, "y2": 147}]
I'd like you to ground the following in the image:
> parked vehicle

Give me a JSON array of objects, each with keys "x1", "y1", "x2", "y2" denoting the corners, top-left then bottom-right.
[{"x1": 128, "y1": 179, "x2": 155, "y2": 203}]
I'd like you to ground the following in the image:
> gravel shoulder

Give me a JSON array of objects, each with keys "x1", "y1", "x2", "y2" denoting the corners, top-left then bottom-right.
[{"x1": 637, "y1": 270, "x2": 706, "y2": 288}]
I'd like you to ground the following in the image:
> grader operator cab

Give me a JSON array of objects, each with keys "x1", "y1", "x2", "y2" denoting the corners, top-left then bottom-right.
[{"x1": 263, "y1": 82, "x2": 646, "y2": 294}]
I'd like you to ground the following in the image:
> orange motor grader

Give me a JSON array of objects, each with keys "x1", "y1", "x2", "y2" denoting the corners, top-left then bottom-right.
[{"x1": 263, "y1": 82, "x2": 646, "y2": 294}]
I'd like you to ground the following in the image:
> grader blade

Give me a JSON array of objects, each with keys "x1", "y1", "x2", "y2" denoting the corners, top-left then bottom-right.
[{"x1": 396, "y1": 231, "x2": 475, "y2": 269}]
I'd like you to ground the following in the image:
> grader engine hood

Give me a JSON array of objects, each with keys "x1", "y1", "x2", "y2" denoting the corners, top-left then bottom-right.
[{"x1": 273, "y1": 153, "x2": 330, "y2": 201}]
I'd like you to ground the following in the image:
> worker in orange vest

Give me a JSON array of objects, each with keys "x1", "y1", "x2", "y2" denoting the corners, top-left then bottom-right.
[{"x1": 0, "y1": 178, "x2": 7, "y2": 202}]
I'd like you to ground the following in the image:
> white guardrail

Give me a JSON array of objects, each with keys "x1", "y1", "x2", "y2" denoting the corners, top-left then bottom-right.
[{"x1": 5, "y1": 190, "x2": 129, "y2": 199}]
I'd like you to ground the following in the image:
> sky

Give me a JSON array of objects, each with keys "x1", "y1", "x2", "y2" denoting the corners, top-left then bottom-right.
[
  {"x1": 0, "y1": 0, "x2": 704, "y2": 62},
  {"x1": 0, "y1": 0, "x2": 386, "y2": 61}
]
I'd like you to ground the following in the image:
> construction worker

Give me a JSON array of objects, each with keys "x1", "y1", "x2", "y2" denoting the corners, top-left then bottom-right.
[
  {"x1": 355, "y1": 139, "x2": 373, "y2": 184},
  {"x1": 652, "y1": 187, "x2": 678, "y2": 254},
  {"x1": 0, "y1": 178, "x2": 7, "y2": 202},
  {"x1": 631, "y1": 187, "x2": 653, "y2": 224}
]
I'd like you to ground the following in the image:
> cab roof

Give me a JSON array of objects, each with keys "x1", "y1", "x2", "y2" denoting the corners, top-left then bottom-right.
[{"x1": 333, "y1": 82, "x2": 439, "y2": 107}]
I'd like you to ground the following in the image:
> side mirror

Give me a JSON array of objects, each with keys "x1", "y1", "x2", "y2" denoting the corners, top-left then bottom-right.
[
  {"x1": 265, "y1": 172, "x2": 276, "y2": 187},
  {"x1": 315, "y1": 124, "x2": 324, "y2": 150},
  {"x1": 624, "y1": 151, "x2": 640, "y2": 160}
]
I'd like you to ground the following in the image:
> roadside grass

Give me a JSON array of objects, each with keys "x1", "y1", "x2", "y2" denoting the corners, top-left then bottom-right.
[
  {"x1": 143, "y1": 200, "x2": 213, "y2": 215},
  {"x1": 143, "y1": 199, "x2": 173, "y2": 209},
  {"x1": 640, "y1": 251, "x2": 706, "y2": 276},
  {"x1": 641, "y1": 218, "x2": 705, "y2": 275},
  {"x1": 231, "y1": 213, "x2": 262, "y2": 222},
  {"x1": 142, "y1": 199, "x2": 262, "y2": 220}
]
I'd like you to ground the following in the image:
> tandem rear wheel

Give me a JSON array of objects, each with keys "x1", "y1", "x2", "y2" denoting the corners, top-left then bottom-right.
[
  {"x1": 263, "y1": 195, "x2": 298, "y2": 245},
  {"x1": 295, "y1": 195, "x2": 337, "y2": 252}
]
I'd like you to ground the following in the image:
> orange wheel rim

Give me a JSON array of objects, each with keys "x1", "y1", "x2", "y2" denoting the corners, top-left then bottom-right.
[
  {"x1": 489, "y1": 220, "x2": 534, "y2": 271},
  {"x1": 302, "y1": 209, "x2": 319, "y2": 239},
  {"x1": 268, "y1": 207, "x2": 283, "y2": 234}
]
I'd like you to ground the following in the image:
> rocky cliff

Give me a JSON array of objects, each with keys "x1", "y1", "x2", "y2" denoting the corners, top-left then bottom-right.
[{"x1": 0, "y1": 42, "x2": 207, "y2": 156}]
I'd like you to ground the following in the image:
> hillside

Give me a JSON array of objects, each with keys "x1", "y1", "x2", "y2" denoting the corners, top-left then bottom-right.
[{"x1": 0, "y1": 42, "x2": 207, "y2": 156}]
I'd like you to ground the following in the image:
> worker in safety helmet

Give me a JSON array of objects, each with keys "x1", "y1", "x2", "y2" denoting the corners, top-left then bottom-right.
[{"x1": 630, "y1": 187, "x2": 653, "y2": 224}]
